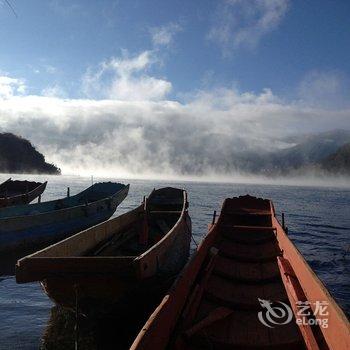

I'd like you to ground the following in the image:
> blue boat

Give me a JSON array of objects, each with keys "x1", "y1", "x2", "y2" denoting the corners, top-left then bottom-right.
[{"x1": 0, "y1": 182, "x2": 129, "y2": 254}]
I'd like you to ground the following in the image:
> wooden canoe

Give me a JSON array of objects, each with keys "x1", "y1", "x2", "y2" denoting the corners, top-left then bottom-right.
[
  {"x1": 16, "y1": 187, "x2": 192, "y2": 316},
  {"x1": 0, "y1": 178, "x2": 47, "y2": 208},
  {"x1": 1, "y1": 182, "x2": 129, "y2": 254},
  {"x1": 131, "y1": 195, "x2": 350, "y2": 350}
]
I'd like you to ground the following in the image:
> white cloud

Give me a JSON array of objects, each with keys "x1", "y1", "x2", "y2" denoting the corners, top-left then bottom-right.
[
  {"x1": 150, "y1": 22, "x2": 183, "y2": 47},
  {"x1": 208, "y1": 0, "x2": 289, "y2": 55},
  {"x1": 0, "y1": 80, "x2": 349, "y2": 177},
  {"x1": 0, "y1": 76, "x2": 26, "y2": 98},
  {"x1": 82, "y1": 51, "x2": 172, "y2": 101}
]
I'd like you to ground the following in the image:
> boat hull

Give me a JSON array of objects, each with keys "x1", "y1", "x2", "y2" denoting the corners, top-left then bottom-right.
[
  {"x1": 41, "y1": 212, "x2": 191, "y2": 315},
  {"x1": 0, "y1": 185, "x2": 129, "y2": 254},
  {"x1": 16, "y1": 187, "x2": 191, "y2": 317}
]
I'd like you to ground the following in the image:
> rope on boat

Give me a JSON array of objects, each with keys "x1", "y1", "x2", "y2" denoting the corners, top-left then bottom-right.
[
  {"x1": 191, "y1": 233, "x2": 198, "y2": 248},
  {"x1": 183, "y1": 211, "x2": 198, "y2": 248},
  {"x1": 212, "y1": 210, "x2": 217, "y2": 225}
]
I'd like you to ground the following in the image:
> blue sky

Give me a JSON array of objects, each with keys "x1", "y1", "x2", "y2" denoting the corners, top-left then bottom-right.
[
  {"x1": 1, "y1": 0, "x2": 349, "y2": 100},
  {"x1": 0, "y1": 0, "x2": 349, "y2": 177}
]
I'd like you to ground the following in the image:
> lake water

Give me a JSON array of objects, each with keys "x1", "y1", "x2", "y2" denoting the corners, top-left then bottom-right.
[{"x1": 0, "y1": 174, "x2": 349, "y2": 349}]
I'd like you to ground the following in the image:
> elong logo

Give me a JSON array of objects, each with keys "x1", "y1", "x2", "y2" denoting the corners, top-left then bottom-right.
[
  {"x1": 257, "y1": 298, "x2": 329, "y2": 329},
  {"x1": 257, "y1": 298, "x2": 293, "y2": 328}
]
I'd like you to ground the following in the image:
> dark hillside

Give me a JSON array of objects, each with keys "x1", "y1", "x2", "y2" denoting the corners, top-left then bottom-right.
[{"x1": 0, "y1": 133, "x2": 60, "y2": 174}]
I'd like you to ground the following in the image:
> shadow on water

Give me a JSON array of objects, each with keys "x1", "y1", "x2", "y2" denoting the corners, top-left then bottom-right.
[
  {"x1": 39, "y1": 274, "x2": 176, "y2": 349},
  {"x1": 41, "y1": 300, "x2": 160, "y2": 350},
  {"x1": 0, "y1": 250, "x2": 171, "y2": 349},
  {"x1": 40, "y1": 307, "x2": 96, "y2": 350}
]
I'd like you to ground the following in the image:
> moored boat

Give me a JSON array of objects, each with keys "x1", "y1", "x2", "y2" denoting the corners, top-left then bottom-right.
[
  {"x1": 16, "y1": 187, "x2": 191, "y2": 316},
  {"x1": 130, "y1": 195, "x2": 350, "y2": 350},
  {"x1": 1, "y1": 182, "x2": 129, "y2": 254},
  {"x1": 0, "y1": 178, "x2": 47, "y2": 208}
]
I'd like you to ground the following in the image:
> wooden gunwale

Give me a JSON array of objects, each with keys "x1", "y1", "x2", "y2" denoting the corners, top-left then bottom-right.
[
  {"x1": 16, "y1": 256, "x2": 136, "y2": 280},
  {"x1": 1, "y1": 184, "x2": 129, "y2": 221},
  {"x1": 134, "y1": 190, "x2": 189, "y2": 277},
  {"x1": 13, "y1": 180, "x2": 47, "y2": 198},
  {"x1": 16, "y1": 204, "x2": 141, "y2": 282},
  {"x1": 130, "y1": 211, "x2": 222, "y2": 350}
]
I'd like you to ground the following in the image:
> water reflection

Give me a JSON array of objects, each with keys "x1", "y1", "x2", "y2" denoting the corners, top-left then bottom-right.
[
  {"x1": 41, "y1": 301, "x2": 157, "y2": 350},
  {"x1": 41, "y1": 306, "x2": 96, "y2": 350}
]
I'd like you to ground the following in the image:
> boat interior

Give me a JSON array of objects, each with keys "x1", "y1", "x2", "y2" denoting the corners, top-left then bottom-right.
[
  {"x1": 87, "y1": 187, "x2": 185, "y2": 258},
  {"x1": 0, "y1": 179, "x2": 43, "y2": 197},
  {"x1": 0, "y1": 182, "x2": 126, "y2": 219},
  {"x1": 168, "y1": 196, "x2": 310, "y2": 350}
]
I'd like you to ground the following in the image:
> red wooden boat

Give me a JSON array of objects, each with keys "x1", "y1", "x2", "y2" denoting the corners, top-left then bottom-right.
[
  {"x1": 0, "y1": 178, "x2": 47, "y2": 208},
  {"x1": 131, "y1": 195, "x2": 350, "y2": 350}
]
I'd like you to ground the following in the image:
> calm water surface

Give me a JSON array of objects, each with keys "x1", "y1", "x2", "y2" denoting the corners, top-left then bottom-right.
[{"x1": 0, "y1": 174, "x2": 349, "y2": 349}]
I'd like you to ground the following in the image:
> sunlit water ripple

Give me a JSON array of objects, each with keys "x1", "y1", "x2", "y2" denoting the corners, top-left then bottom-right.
[{"x1": 0, "y1": 174, "x2": 349, "y2": 349}]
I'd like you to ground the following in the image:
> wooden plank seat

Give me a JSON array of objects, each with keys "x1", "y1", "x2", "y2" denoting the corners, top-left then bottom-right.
[
  {"x1": 221, "y1": 226, "x2": 276, "y2": 245},
  {"x1": 221, "y1": 214, "x2": 272, "y2": 227},
  {"x1": 217, "y1": 239, "x2": 282, "y2": 262},
  {"x1": 204, "y1": 274, "x2": 289, "y2": 310},
  {"x1": 222, "y1": 209, "x2": 272, "y2": 216},
  {"x1": 220, "y1": 225, "x2": 276, "y2": 231},
  {"x1": 183, "y1": 301, "x2": 301, "y2": 349},
  {"x1": 213, "y1": 255, "x2": 280, "y2": 283},
  {"x1": 184, "y1": 310, "x2": 304, "y2": 350}
]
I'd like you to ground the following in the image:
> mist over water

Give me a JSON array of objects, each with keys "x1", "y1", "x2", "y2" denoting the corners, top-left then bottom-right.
[
  {"x1": 0, "y1": 174, "x2": 349, "y2": 349},
  {"x1": 1, "y1": 90, "x2": 349, "y2": 179}
]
